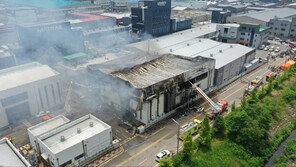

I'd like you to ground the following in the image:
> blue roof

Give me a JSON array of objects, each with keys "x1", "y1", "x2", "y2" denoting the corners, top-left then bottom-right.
[{"x1": 3, "y1": 0, "x2": 90, "y2": 9}]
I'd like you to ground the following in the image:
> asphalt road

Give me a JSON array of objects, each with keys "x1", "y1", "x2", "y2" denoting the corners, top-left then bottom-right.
[{"x1": 101, "y1": 44, "x2": 290, "y2": 167}]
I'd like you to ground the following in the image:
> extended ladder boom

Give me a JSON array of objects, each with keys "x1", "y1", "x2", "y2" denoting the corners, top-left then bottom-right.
[{"x1": 193, "y1": 85, "x2": 220, "y2": 112}]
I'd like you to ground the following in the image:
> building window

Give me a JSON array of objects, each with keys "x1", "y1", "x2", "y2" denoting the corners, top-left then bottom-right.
[
  {"x1": 240, "y1": 37, "x2": 244, "y2": 40},
  {"x1": 275, "y1": 27, "x2": 278, "y2": 30},
  {"x1": 140, "y1": 109, "x2": 142, "y2": 120},
  {"x1": 281, "y1": 28, "x2": 286, "y2": 31},
  {"x1": 291, "y1": 29, "x2": 295, "y2": 32},
  {"x1": 1, "y1": 92, "x2": 28, "y2": 107},
  {"x1": 74, "y1": 154, "x2": 84, "y2": 161},
  {"x1": 242, "y1": 27, "x2": 246, "y2": 30},
  {"x1": 38, "y1": 88, "x2": 44, "y2": 109},
  {"x1": 224, "y1": 28, "x2": 229, "y2": 34},
  {"x1": 241, "y1": 32, "x2": 245, "y2": 35}
]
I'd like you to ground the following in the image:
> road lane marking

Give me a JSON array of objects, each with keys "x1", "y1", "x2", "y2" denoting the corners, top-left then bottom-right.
[
  {"x1": 122, "y1": 134, "x2": 139, "y2": 144},
  {"x1": 138, "y1": 158, "x2": 147, "y2": 165},
  {"x1": 146, "y1": 126, "x2": 167, "y2": 138},
  {"x1": 118, "y1": 131, "x2": 174, "y2": 167}
]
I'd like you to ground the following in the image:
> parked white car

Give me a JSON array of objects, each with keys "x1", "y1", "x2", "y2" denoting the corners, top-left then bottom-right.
[{"x1": 156, "y1": 150, "x2": 171, "y2": 162}]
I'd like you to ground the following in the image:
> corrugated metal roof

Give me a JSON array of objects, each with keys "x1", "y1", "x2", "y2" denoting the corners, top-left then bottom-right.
[
  {"x1": 127, "y1": 23, "x2": 217, "y2": 53},
  {"x1": 110, "y1": 54, "x2": 211, "y2": 88},
  {"x1": 232, "y1": 7, "x2": 296, "y2": 22},
  {"x1": 156, "y1": 38, "x2": 254, "y2": 69},
  {"x1": 0, "y1": 139, "x2": 31, "y2": 167},
  {"x1": 0, "y1": 62, "x2": 59, "y2": 92}
]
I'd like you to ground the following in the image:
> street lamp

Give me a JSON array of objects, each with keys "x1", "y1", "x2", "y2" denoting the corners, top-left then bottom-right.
[{"x1": 172, "y1": 118, "x2": 180, "y2": 154}]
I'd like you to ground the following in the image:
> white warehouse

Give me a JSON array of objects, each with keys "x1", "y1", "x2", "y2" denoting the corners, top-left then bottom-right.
[
  {"x1": 0, "y1": 62, "x2": 63, "y2": 129},
  {"x1": 0, "y1": 138, "x2": 31, "y2": 167},
  {"x1": 34, "y1": 114, "x2": 112, "y2": 167},
  {"x1": 28, "y1": 115, "x2": 70, "y2": 151}
]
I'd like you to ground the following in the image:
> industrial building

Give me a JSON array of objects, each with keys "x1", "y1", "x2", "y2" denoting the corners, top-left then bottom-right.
[
  {"x1": 131, "y1": 0, "x2": 171, "y2": 36},
  {"x1": 268, "y1": 17, "x2": 296, "y2": 38},
  {"x1": 227, "y1": 8, "x2": 296, "y2": 26},
  {"x1": 217, "y1": 23, "x2": 270, "y2": 48},
  {"x1": 216, "y1": 23, "x2": 240, "y2": 43},
  {"x1": 209, "y1": 8, "x2": 231, "y2": 24},
  {"x1": 0, "y1": 138, "x2": 31, "y2": 167},
  {"x1": 128, "y1": 23, "x2": 218, "y2": 53},
  {"x1": 16, "y1": 21, "x2": 85, "y2": 56},
  {"x1": 29, "y1": 114, "x2": 112, "y2": 167},
  {"x1": 171, "y1": 9, "x2": 211, "y2": 24},
  {"x1": 127, "y1": 33, "x2": 257, "y2": 88},
  {"x1": 88, "y1": 35, "x2": 258, "y2": 130},
  {"x1": 88, "y1": 53, "x2": 216, "y2": 129},
  {"x1": 237, "y1": 23, "x2": 270, "y2": 48},
  {"x1": 28, "y1": 115, "x2": 70, "y2": 151},
  {"x1": 0, "y1": 62, "x2": 63, "y2": 129},
  {"x1": 0, "y1": 45, "x2": 17, "y2": 70}
]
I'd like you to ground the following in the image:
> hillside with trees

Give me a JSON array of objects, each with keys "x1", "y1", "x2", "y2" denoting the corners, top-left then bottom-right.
[{"x1": 160, "y1": 65, "x2": 296, "y2": 167}]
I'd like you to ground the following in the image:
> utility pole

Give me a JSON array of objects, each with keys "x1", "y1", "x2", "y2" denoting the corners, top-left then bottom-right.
[{"x1": 172, "y1": 118, "x2": 180, "y2": 154}]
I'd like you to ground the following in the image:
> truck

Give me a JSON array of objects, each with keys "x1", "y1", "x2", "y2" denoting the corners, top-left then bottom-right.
[
  {"x1": 179, "y1": 119, "x2": 202, "y2": 140},
  {"x1": 192, "y1": 84, "x2": 228, "y2": 119},
  {"x1": 251, "y1": 76, "x2": 263, "y2": 86},
  {"x1": 244, "y1": 85, "x2": 255, "y2": 96},
  {"x1": 266, "y1": 72, "x2": 277, "y2": 81}
]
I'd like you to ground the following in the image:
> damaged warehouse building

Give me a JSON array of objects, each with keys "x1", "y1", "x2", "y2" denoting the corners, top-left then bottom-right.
[
  {"x1": 88, "y1": 37, "x2": 259, "y2": 131},
  {"x1": 88, "y1": 53, "x2": 216, "y2": 129}
]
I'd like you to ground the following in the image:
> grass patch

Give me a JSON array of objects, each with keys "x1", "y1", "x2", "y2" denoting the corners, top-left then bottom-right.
[{"x1": 192, "y1": 140, "x2": 250, "y2": 167}]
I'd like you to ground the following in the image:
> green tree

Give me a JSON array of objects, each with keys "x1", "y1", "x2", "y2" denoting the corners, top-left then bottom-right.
[
  {"x1": 183, "y1": 131, "x2": 193, "y2": 161},
  {"x1": 227, "y1": 110, "x2": 249, "y2": 142},
  {"x1": 198, "y1": 116, "x2": 212, "y2": 149},
  {"x1": 248, "y1": 87, "x2": 259, "y2": 104},
  {"x1": 160, "y1": 157, "x2": 173, "y2": 167},
  {"x1": 231, "y1": 101, "x2": 236, "y2": 111},
  {"x1": 258, "y1": 86, "x2": 266, "y2": 100},
  {"x1": 240, "y1": 96, "x2": 248, "y2": 108},
  {"x1": 213, "y1": 115, "x2": 226, "y2": 139}
]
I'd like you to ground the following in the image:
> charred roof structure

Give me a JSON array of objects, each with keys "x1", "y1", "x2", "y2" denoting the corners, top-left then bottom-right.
[{"x1": 88, "y1": 53, "x2": 215, "y2": 129}]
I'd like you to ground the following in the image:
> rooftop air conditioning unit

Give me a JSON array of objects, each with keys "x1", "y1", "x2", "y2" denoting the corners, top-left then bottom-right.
[
  {"x1": 60, "y1": 136, "x2": 65, "y2": 142},
  {"x1": 89, "y1": 122, "x2": 94, "y2": 127},
  {"x1": 219, "y1": 49, "x2": 222, "y2": 53},
  {"x1": 230, "y1": 45, "x2": 233, "y2": 48},
  {"x1": 199, "y1": 39, "x2": 201, "y2": 42},
  {"x1": 210, "y1": 53, "x2": 213, "y2": 57},
  {"x1": 77, "y1": 128, "x2": 81, "y2": 134},
  {"x1": 170, "y1": 49, "x2": 173, "y2": 52},
  {"x1": 187, "y1": 43, "x2": 190, "y2": 46}
]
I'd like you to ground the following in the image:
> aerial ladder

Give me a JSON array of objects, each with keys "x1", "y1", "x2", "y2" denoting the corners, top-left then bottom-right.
[{"x1": 192, "y1": 83, "x2": 228, "y2": 119}]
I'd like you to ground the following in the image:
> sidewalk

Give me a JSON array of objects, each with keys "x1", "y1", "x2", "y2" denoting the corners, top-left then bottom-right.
[{"x1": 88, "y1": 146, "x2": 123, "y2": 167}]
